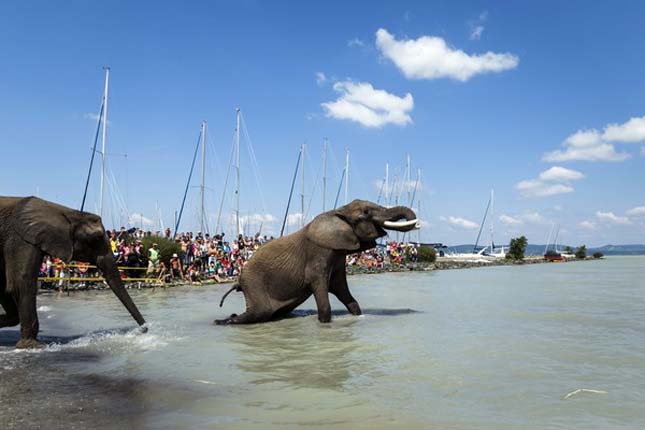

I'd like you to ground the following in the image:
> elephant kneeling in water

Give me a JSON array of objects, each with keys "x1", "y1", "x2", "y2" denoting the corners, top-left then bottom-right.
[
  {"x1": 0, "y1": 196, "x2": 147, "y2": 349},
  {"x1": 216, "y1": 199, "x2": 419, "y2": 325}
]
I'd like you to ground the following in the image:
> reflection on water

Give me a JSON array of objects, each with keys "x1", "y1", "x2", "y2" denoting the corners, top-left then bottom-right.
[
  {"x1": 233, "y1": 318, "x2": 360, "y2": 389},
  {"x1": 231, "y1": 308, "x2": 419, "y2": 390},
  {"x1": 1, "y1": 257, "x2": 645, "y2": 429}
]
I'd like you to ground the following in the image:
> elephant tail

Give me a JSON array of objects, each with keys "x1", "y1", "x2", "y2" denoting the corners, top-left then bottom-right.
[{"x1": 219, "y1": 283, "x2": 241, "y2": 307}]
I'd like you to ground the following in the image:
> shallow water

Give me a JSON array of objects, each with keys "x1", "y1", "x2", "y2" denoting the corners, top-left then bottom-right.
[{"x1": 1, "y1": 256, "x2": 644, "y2": 429}]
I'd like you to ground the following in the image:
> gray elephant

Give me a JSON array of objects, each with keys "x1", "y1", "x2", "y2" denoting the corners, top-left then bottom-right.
[
  {"x1": 0, "y1": 196, "x2": 146, "y2": 349},
  {"x1": 216, "y1": 199, "x2": 419, "y2": 325}
]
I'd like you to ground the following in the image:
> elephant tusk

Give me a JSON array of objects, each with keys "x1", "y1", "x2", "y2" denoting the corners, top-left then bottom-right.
[{"x1": 383, "y1": 219, "x2": 420, "y2": 229}]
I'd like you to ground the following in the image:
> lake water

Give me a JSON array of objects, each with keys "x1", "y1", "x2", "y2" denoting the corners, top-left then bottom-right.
[{"x1": 1, "y1": 256, "x2": 644, "y2": 429}]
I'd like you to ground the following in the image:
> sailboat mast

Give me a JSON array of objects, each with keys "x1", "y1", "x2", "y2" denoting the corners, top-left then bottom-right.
[
  {"x1": 235, "y1": 108, "x2": 241, "y2": 236},
  {"x1": 406, "y1": 153, "x2": 411, "y2": 205},
  {"x1": 200, "y1": 120, "x2": 206, "y2": 233},
  {"x1": 385, "y1": 162, "x2": 389, "y2": 203},
  {"x1": 99, "y1": 66, "x2": 110, "y2": 217},
  {"x1": 300, "y1": 142, "x2": 305, "y2": 227},
  {"x1": 322, "y1": 138, "x2": 328, "y2": 212},
  {"x1": 417, "y1": 199, "x2": 421, "y2": 244},
  {"x1": 554, "y1": 225, "x2": 561, "y2": 253},
  {"x1": 344, "y1": 149, "x2": 349, "y2": 204},
  {"x1": 490, "y1": 189, "x2": 495, "y2": 253}
]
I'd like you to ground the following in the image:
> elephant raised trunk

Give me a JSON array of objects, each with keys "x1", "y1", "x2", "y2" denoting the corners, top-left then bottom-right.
[
  {"x1": 96, "y1": 253, "x2": 147, "y2": 329},
  {"x1": 377, "y1": 206, "x2": 419, "y2": 232}
]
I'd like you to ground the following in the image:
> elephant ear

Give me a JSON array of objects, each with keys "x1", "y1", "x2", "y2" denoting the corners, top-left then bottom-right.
[
  {"x1": 13, "y1": 197, "x2": 74, "y2": 262},
  {"x1": 306, "y1": 213, "x2": 360, "y2": 251}
]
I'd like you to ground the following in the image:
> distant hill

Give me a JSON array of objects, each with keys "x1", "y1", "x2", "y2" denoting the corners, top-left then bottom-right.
[
  {"x1": 444, "y1": 244, "x2": 645, "y2": 256},
  {"x1": 588, "y1": 244, "x2": 645, "y2": 255}
]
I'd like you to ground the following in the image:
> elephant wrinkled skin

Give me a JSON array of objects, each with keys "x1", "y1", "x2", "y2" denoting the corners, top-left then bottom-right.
[
  {"x1": 0, "y1": 196, "x2": 146, "y2": 348},
  {"x1": 216, "y1": 199, "x2": 418, "y2": 325}
]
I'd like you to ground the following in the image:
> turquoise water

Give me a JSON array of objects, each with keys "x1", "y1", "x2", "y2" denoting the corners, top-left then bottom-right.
[{"x1": 1, "y1": 256, "x2": 644, "y2": 429}]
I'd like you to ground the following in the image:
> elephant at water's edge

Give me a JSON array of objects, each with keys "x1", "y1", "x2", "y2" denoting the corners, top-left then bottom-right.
[
  {"x1": 0, "y1": 196, "x2": 146, "y2": 349},
  {"x1": 216, "y1": 199, "x2": 419, "y2": 325}
]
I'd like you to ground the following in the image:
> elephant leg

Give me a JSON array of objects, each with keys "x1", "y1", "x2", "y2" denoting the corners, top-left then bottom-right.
[
  {"x1": 311, "y1": 283, "x2": 332, "y2": 323},
  {"x1": 0, "y1": 292, "x2": 19, "y2": 328},
  {"x1": 330, "y1": 269, "x2": 362, "y2": 316},
  {"x1": 6, "y1": 249, "x2": 43, "y2": 349}
]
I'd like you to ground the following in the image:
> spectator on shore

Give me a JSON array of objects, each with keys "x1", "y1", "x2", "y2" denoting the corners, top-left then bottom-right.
[
  {"x1": 170, "y1": 253, "x2": 184, "y2": 281},
  {"x1": 147, "y1": 243, "x2": 160, "y2": 275}
]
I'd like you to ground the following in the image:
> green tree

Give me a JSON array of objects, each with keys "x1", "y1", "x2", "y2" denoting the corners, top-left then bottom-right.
[
  {"x1": 575, "y1": 245, "x2": 587, "y2": 259},
  {"x1": 141, "y1": 235, "x2": 182, "y2": 265},
  {"x1": 506, "y1": 236, "x2": 528, "y2": 260},
  {"x1": 416, "y1": 246, "x2": 437, "y2": 263},
  {"x1": 564, "y1": 246, "x2": 573, "y2": 254},
  {"x1": 592, "y1": 252, "x2": 604, "y2": 259}
]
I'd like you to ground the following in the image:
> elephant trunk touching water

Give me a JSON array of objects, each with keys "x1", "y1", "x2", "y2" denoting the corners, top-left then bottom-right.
[
  {"x1": 215, "y1": 199, "x2": 419, "y2": 325},
  {"x1": 95, "y1": 253, "x2": 146, "y2": 327}
]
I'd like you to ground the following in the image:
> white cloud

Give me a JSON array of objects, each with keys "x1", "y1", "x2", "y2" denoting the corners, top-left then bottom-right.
[
  {"x1": 129, "y1": 213, "x2": 154, "y2": 227},
  {"x1": 321, "y1": 80, "x2": 413, "y2": 128},
  {"x1": 603, "y1": 116, "x2": 645, "y2": 143},
  {"x1": 468, "y1": 12, "x2": 487, "y2": 40},
  {"x1": 544, "y1": 142, "x2": 629, "y2": 162},
  {"x1": 579, "y1": 220, "x2": 597, "y2": 230},
  {"x1": 347, "y1": 38, "x2": 364, "y2": 48},
  {"x1": 375, "y1": 28, "x2": 518, "y2": 82},
  {"x1": 469, "y1": 26, "x2": 484, "y2": 40},
  {"x1": 626, "y1": 206, "x2": 645, "y2": 217},
  {"x1": 286, "y1": 213, "x2": 305, "y2": 227},
  {"x1": 517, "y1": 166, "x2": 584, "y2": 198},
  {"x1": 596, "y1": 211, "x2": 632, "y2": 225},
  {"x1": 522, "y1": 212, "x2": 546, "y2": 224},
  {"x1": 315, "y1": 72, "x2": 327, "y2": 86},
  {"x1": 538, "y1": 166, "x2": 584, "y2": 182},
  {"x1": 515, "y1": 179, "x2": 574, "y2": 198},
  {"x1": 499, "y1": 214, "x2": 522, "y2": 225},
  {"x1": 499, "y1": 212, "x2": 546, "y2": 226},
  {"x1": 543, "y1": 116, "x2": 645, "y2": 162},
  {"x1": 441, "y1": 216, "x2": 479, "y2": 230},
  {"x1": 543, "y1": 129, "x2": 627, "y2": 162},
  {"x1": 240, "y1": 213, "x2": 277, "y2": 225}
]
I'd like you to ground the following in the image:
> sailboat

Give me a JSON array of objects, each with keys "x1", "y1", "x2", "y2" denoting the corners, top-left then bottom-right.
[
  {"x1": 445, "y1": 189, "x2": 505, "y2": 260},
  {"x1": 544, "y1": 224, "x2": 574, "y2": 260}
]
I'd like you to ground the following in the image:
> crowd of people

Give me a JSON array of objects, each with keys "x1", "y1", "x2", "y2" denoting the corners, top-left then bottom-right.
[{"x1": 39, "y1": 227, "x2": 421, "y2": 289}]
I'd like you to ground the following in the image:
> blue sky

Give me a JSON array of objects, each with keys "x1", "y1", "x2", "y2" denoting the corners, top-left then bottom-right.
[{"x1": 1, "y1": 1, "x2": 644, "y2": 246}]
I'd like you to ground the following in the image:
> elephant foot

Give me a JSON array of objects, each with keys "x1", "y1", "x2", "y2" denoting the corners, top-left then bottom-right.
[
  {"x1": 347, "y1": 302, "x2": 362, "y2": 316},
  {"x1": 214, "y1": 311, "x2": 271, "y2": 325},
  {"x1": 0, "y1": 314, "x2": 20, "y2": 328},
  {"x1": 318, "y1": 313, "x2": 332, "y2": 323},
  {"x1": 16, "y1": 338, "x2": 45, "y2": 350},
  {"x1": 214, "y1": 313, "x2": 238, "y2": 325}
]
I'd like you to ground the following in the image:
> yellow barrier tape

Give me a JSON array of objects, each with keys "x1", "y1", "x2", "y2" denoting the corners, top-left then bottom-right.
[
  {"x1": 50, "y1": 265, "x2": 150, "y2": 271},
  {"x1": 38, "y1": 277, "x2": 160, "y2": 282}
]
